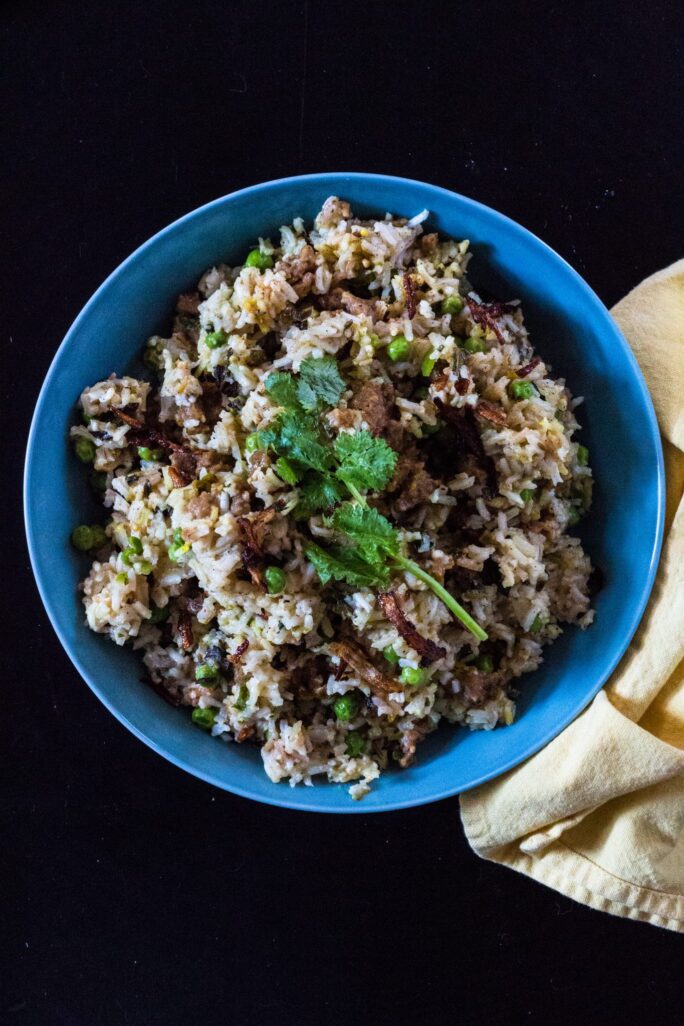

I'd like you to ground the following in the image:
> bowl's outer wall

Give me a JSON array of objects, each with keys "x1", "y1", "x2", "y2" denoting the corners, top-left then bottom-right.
[{"x1": 25, "y1": 174, "x2": 664, "y2": 812}]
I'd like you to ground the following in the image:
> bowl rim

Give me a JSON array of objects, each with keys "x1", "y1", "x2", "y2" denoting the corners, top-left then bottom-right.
[{"x1": 24, "y1": 172, "x2": 665, "y2": 813}]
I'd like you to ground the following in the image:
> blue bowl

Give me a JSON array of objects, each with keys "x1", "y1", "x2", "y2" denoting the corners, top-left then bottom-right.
[{"x1": 24, "y1": 173, "x2": 664, "y2": 812}]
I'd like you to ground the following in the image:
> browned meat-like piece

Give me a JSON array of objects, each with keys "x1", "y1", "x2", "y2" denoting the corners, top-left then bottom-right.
[
  {"x1": 377, "y1": 591, "x2": 446, "y2": 665},
  {"x1": 388, "y1": 446, "x2": 438, "y2": 513},
  {"x1": 319, "y1": 288, "x2": 387, "y2": 321},
  {"x1": 236, "y1": 725, "x2": 256, "y2": 743},
  {"x1": 328, "y1": 641, "x2": 399, "y2": 699},
  {"x1": 176, "y1": 292, "x2": 202, "y2": 316},
  {"x1": 454, "y1": 377, "x2": 470, "y2": 396},
  {"x1": 349, "y1": 381, "x2": 391, "y2": 436},
  {"x1": 236, "y1": 507, "x2": 277, "y2": 555},
  {"x1": 475, "y1": 400, "x2": 507, "y2": 428},
  {"x1": 435, "y1": 402, "x2": 498, "y2": 494},
  {"x1": 465, "y1": 295, "x2": 516, "y2": 345},
  {"x1": 395, "y1": 463, "x2": 437, "y2": 513},
  {"x1": 383, "y1": 419, "x2": 408, "y2": 453},
  {"x1": 460, "y1": 669, "x2": 500, "y2": 706},
  {"x1": 517, "y1": 356, "x2": 541, "y2": 378},
  {"x1": 397, "y1": 719, "x2": 432, "y2": 768},
  {"x1": 289, "y1": 654, "x2": 330, "y2": 699},
  {"x1": 200, "y1": 380, "x2": 224, "y2": 427},
  {"x1": 276, "y1": 244, "x2": 317, "y2": 299},
  {"x1": 187, "y1": 490, "x2": 216, "y2": 519},
  {"x1": 169, "y1": 450, "x2": 198, "y2": 488},
  {"x1": 236, "y1": 508, "x2": 278, "y2": 588},
  {"x1": 403, "y1": 273, "x2": 417, "y2": 319},
  {"x1": 419, "y1": 232, "x2": 438, "y2": 255},
  {"x1": 177, "y1": 610, "x2": 194, "y2": 651},
  {"x1": 195, "y1": 450, "x2": 227, "y2": 473},
  {"x1": 230, "y1": 490, "x2": 251, "y2": 517}
]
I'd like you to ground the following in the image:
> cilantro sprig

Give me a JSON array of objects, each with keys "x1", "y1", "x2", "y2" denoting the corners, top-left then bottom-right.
[
  {"x1": 308, "y1": 503, "x2": 487, "y2": 641},
  {"x1": 256, "y1": 356, "x2": 487, "y2": 640},
  {"x1": 258, "y1": 357, "x2": 398, "y2": 513}
]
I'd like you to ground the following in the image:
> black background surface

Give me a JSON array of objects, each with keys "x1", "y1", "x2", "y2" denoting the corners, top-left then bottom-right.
[{"x1": 4, "y1": 2, "x2": 683, "y2": 1024}]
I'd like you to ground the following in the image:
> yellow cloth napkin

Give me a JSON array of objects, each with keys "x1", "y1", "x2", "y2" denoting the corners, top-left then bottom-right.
[{"x1": 460, "y1": 260, "x2": 684, "y2": 932}]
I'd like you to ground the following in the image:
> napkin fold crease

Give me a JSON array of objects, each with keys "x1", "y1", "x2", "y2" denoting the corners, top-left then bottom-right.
[{"x1": 460, "y1": 260, "x2": 684, "y2": 932}]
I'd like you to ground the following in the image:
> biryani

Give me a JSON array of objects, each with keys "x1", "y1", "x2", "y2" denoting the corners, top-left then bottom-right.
[{"x1": 69, "y1": 196, "x2": 595, "y2": 799}]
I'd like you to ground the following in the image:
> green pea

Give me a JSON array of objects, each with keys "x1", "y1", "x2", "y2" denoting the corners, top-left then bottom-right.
[
  {"x1": 74, "y1": 437, "x2": 96, "y2": 463},
  {"x1": 400, "y1": 666, "x2": 425, "y2": 686},
  {"x1": 134, "y1": 560, "x2": 152, "y2": 575},
  {"x1": 128, "y1": 535, "x2": 143, "y2": 555},
  {"x1": 520, "y1": 489, "x2": 535, "y2": 504},
  {"x1": 195, "y1": 663, "x2": 219, "y2": 682},
  {"x1": 474, "y1": 653, "x2": 494, "y2": 673},
  {"x1": 275, "y1": 456, "x2": 299, "y2": 485},
  {"x1": 529, "y1": 614, "x2": 544, "y2": 634},
  {"x1": 264, "y1": 566, "x2": 286, "y2": 594},
  {"x1": 245, "y1": 433, "x2": 262, "y2": 454},
  {"x1": 441, "y1": 294, "x2": 464, "y2": 315},
  {"x1": 462, "y1": 336, "x2": 486, "y2": 354},
  {"x1": 508, "y1": 379, "x2": 536, "y2": 401},
  {"x1": 205, "y1": 329, "x2": 228, "y2": 349},
  {"x1": 567, "y1": 506, "x2": 582, "y2": 526},
  {"x1": 577, "y1": 444, "x2": 589, "y2": 466},
  {"x1": 148, "y1": 603, "x2": 170, "y2": 624},
  {"x1": 191, "y1": 706, "x2": 217, "y2": 730},
  {"x1": 71, "y1": 524, "x2": 107, "y2": 551},
  {"x1": 383, "y1": 645, "x2": 400, "y2": 664},
  {"x1": 71, "y1": 525, "x2": 94, "y2": 551},
  {"x1": 387, "y1": 335, "x2": 410, "y2": 362},
  {"x1": 115, "y1": 572, "x2": 128, "y2": 584},
  {"x1": 138, "y1": 446, "x2": 164, "y2": 462},
  {"x1": 90, "y1": 525, "x2": 108, "y2": 549},
  {"x1": 244, "y1": 248, "x2": 274, "y2": 270},
  {"x1": 421, "y1": 355, "x2": 436, "y2": 377},
  {"x1": 345, "y1": 732, "x2": 366, "y2": 757},
  {"x1": 333, "y1": 693, "x2": 359, "y2": 721}
]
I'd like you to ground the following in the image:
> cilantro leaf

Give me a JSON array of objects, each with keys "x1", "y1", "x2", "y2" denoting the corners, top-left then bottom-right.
[
  {"x1": 333, "y1": 431, "x2": 398, "y2": 493},
  {"x1": 304, "y1": 542, "x2": 389, "y2": 589},
  {"x1": 262, "y1": 411, "x2": 332, "y2": 473},
  {"x1": 265, "y1": 372, "x2": 301, "y2": 412},
  {"x1": 330, "y1": 503, "x2": 399, "y2": 563},
  {"x1": 297, "y1": 356, "x2": 345, "y2": 411},
  {"x1": 296, "y1": 472, "x2": 347, "y2": 516}
]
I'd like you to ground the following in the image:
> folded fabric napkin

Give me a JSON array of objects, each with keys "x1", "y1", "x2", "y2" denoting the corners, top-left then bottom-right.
[{"x1": 460, "y1": 260, "x2": 684, "y2": 932}]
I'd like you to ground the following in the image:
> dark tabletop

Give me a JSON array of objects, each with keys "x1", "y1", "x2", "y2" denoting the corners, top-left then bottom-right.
[{"x1": 4, "y1": 2, "x2": 683, "y2": 1023}]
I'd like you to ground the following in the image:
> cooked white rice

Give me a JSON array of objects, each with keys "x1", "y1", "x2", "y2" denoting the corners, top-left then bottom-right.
[{"x1": 70, "y1": 196, "x2": 595, "y2": 799}]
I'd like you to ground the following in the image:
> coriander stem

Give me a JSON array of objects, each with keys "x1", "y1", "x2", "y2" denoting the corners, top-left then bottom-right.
[
  {"x1": 345, "y1": 482, "x2": 367, "y2": 506},
  {"x1": 393, "y1": 556, "x2": 488, "y2": 641}
]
